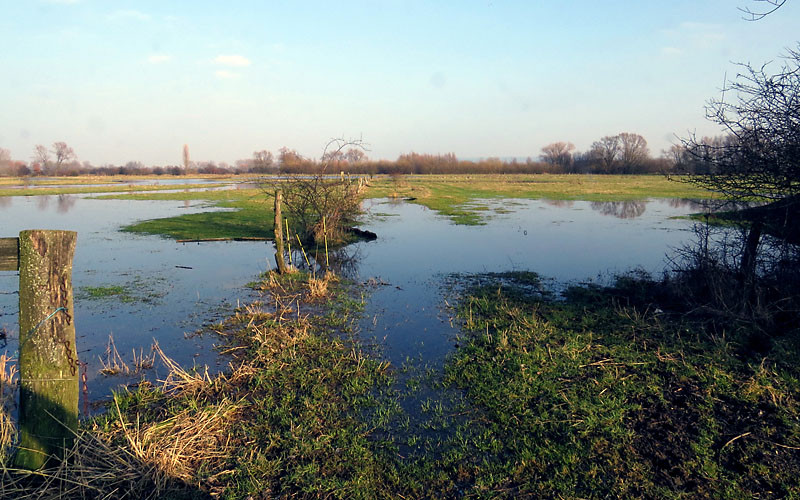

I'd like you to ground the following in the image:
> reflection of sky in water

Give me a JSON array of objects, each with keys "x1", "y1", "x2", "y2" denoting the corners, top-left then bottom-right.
[
  {"x1": 0, "y1": 195, "x2": 272, "y2": 405},
  {"x1": 352, "y1": 198, "x2": 697, "y2": 369},
  {"x1": 0, "y1": 194, "x2": 702, "y2": 409}
]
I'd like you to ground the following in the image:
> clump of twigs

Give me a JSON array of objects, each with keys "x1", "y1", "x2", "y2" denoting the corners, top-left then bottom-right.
[
  {"x1": 99, "y1": 335, "x2": 156, "y2": 376},
  {"x1": 98, "y1": 334, "x2": 130, "y2": 376},
  {"x1": 308, "y1": 272, "x2": 337, "y2": 299}
]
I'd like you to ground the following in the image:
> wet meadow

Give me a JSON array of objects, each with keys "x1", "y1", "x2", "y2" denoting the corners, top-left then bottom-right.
[{"x1": 1, "y1": 174, "x2": 798, "y2": 498}]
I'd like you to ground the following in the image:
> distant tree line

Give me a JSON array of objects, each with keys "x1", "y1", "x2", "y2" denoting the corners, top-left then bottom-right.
[{"x1": 1, "y1": 132, "x2": 709, "y2": 177}]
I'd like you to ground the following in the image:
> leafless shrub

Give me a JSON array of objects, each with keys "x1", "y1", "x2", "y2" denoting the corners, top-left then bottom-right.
[{"x1": 261, "y1": 138, "x2": 368, "y2": 246}]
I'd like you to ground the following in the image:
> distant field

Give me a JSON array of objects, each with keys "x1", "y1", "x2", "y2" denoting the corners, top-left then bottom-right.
[
  {"x1": 2, "y1": 174, "x2": 718, "y2": 237},
  {"x1": 367, "y1": 174, "x2": 716, "y2": 224}
]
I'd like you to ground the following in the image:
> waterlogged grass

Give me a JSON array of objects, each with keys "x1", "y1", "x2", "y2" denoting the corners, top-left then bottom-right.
[
  {"x1": 441, "y1": 272, "x2": 800, "y2": 498},
  {"x1": 368, "y1": 174, "x2": 717, "y2": 224},
  {"x1": 81, "y1": 285, "x2": 131, "y2": 301},
  {"x1": 106, "y1": 189, "x2": 276, "y2": 240},
  {"x1": 77, "y1": 277, "x2": 167, "y2": 304}
]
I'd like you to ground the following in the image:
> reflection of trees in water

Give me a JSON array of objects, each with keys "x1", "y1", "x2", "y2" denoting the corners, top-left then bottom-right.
[
  {"x1": 590, "y1": 201, "x2": 646, "y2": 219},
  {"x1": 0, "y1": 197, "x2": 10, "y2": 210},
  {"x1": 543, "y1": 199, "x2": 574, "y2": 208},
  {"x1": 36, "y1": 196, "x2": 51, "y2": 211},
  {"x1": 669, "y1": 198, "x2": 755, "y2": 215},
  {"x1": 288, "y1": 245, "x2": 362, "y2": 279},
  {"x1": 667, "y1": 198, "x2": 706, "y2": 211},
  {"x1": 56, "y1": 194, "x2": 76, "y2": 214},
  {"x1": 669, "y1": 221, "x2": 800, "y2": 323}
]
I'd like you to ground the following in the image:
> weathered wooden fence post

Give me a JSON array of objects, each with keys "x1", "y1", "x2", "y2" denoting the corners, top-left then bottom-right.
[
  {"x1": 274, "y1": 190, "x2": 287, "y2": 274},
  {"x1": 14, "y1": 230, "x2": 79, "y2": 469}
]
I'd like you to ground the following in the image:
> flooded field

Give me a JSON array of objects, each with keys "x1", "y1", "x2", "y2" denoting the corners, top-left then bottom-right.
[{"x1": 0, "y1": 193, "x2": 700, "y2": 407}]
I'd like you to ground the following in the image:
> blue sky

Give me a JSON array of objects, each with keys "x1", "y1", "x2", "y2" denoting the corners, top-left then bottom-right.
[{"x1": 1, "y1": 0, "x2": 798, "y2": 166}]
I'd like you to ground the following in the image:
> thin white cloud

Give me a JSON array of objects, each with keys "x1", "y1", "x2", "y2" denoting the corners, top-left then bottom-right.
[
  {"x1": 107, "y1": 10, "x2": 151, "y2": 22},
  {"x1": 214, "y1": 55, "x2": 251, "y2": 67},
  {"x1": 147, "y1": 54, "x2": 172, "y2": 64},
  {"x1": 659, "y1": 21, "x2": 726, "y2": 55},
  {"x1": 215, "y1": 70, "x2": 240, "y2": 79}
]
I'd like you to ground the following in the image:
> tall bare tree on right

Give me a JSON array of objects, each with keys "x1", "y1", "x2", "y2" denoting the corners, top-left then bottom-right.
[{"x1": 679, "y1": 45, "x2": 800, "y2": 302}]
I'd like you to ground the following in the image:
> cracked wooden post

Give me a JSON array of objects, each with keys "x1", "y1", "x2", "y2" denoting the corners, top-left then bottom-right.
[
  {"x1": 15, "y1": 230, "x2": 78, "y2": 470},
  {"x1": 273, "y1": 190, "x2": 287, "y2": 274}
]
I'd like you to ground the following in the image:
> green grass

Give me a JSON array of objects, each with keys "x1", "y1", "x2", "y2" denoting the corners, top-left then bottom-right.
[
  {"x1": 12, "y1": 270, "x2": 799, "y2": 498},
  {"x1": 102, "y1": 190, "x2": 276, "y2": 240},
  {"x1": 435, "y1": 272, "x2": 800, "y2": 498},
  {"x1": 81, "y1": 285, "x2": 131, "y2": 300},
  {"x1": 77, "y1": 277, "x2": 167, "y2": 304}
]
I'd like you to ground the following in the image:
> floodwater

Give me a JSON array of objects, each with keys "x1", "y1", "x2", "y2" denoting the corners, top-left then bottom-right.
[
  {"x1": 351, "y1": 198, "x2": 701, "y2": 367},
  {"x1": 0, "y1": 194, "x2": 274, "y2": 406},
  {"x1": 0, "y1": 192, "x2": 703, "y2": 409}
]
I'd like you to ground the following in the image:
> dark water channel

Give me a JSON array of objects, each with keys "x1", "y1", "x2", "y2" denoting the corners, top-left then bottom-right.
[{"x1": 0, "y1": 193, "x2": 702, "y2": 413}]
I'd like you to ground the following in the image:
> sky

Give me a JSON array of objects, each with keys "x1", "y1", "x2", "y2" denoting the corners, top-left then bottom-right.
[{"x1": 1, "y1": 0, "x2": 799, "y2": 166}]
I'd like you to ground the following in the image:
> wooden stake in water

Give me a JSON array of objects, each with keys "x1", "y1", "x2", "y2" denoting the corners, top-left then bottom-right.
[
  {"x1": 273, "y1": 190, "x2": 287, "y2": 274},
  {"x1": 15, "y1": 230, "x2": 79, "y2": 470},
  {"x1": 285, "y1": 219, "x2": 293, "y2": 266},
  {"x1": 296, "y1": 234, "x2": 311, "y2": 269},
  {"x1": 323, "y1": 216, "x2": 329, "y2": 268}
]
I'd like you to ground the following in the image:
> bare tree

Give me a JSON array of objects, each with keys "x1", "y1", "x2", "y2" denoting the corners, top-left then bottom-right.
[
  {"x1": 32, "y1": 144, "x2": 50, "y2": 175},
  {"x1": 0, "y1": 148, "x2": 11, "y2": 175},
  {"x1": 252, "y1": 150, "x2": 274, "y2": 173},
  {"x1": 539, "y1": 142, "x2": 575, "y2": 169},
  {"x1": 261, "y1": 138, "x2": 369, "y2": 247},
  {"x1": 681, "y1": 47, "x2": 800, "y2": 202},
  {"x1": 590, "y1": 135, "x2": 620, "y2": 173},
  {"x1": 345, "y1": 148, "x2": 366, "y2": 165},
  {"x1": 618, "y1": 133, "x2": 649, "y2": 173},
  {"x1": 51, "y1": 141, "x2": 76, "y2": 175},
  {"x1": 680, "y1": 46, "x2": 800, "y2": 292}
]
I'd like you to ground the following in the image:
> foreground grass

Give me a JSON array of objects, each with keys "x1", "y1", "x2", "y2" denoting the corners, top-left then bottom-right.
[
  {"x1": 441, "y1": 272, "x2": 800, "y2": 498},
  {"x1": 3, "y1": 270, "x2": 798, "y2": 498},
  {"x1": 1, "y1": 271, "x2": 403, "y2": 499}
]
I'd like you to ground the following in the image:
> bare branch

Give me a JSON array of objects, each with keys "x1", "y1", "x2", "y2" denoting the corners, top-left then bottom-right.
[{"x1": 739, "y1": 0, "x2": 787, "y2": 21}]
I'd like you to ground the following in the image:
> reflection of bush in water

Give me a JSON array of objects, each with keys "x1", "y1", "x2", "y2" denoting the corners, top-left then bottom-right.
[
  {"x1": 590, "y1": 200, "x2": 646, "y2": 219},
  {"x1": 0, "y1": 197, "x2": 10, "y2": 209},
  {"x1": 57, "y1": 194, "x2": 76, "y2": 214},
  {"x1": 543, "y1": 199, "x2": 574, "y2": 208},
  {"x1": 669, "y1": 221, "x2": 800, "y2": 338}
]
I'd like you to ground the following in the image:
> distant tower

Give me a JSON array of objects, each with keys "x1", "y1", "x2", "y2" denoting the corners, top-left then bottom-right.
[{"x1": 182, "y1": 144, "x2": 190, "y2": 170}]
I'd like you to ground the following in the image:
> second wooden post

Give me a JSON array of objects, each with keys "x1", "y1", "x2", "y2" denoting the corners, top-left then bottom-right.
[{"x1": 274, "y1": 190, "x2": 287, "y2": 274}]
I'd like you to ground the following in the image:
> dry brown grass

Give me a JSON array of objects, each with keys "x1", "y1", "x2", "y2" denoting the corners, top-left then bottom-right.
[
  {"x1": 0, "y1": 345, "x2": 239, "y2": 499},
  {"x1": 0, "y1": 353, "x2": 18, "y2": 465},
  {"x1": 98, "y1": 334, "x2": 130, "y2": 376}
]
